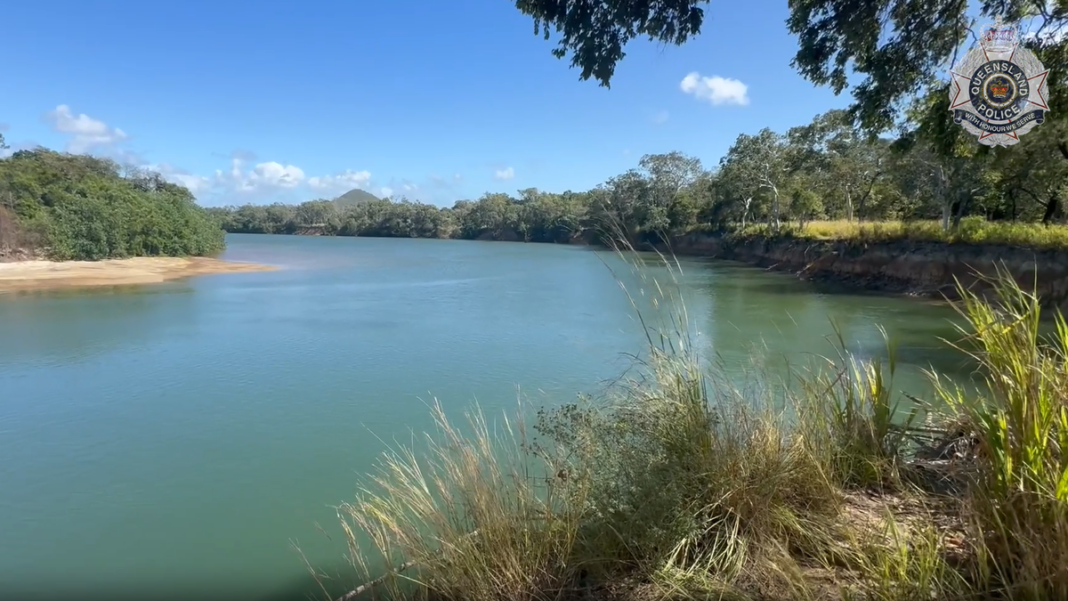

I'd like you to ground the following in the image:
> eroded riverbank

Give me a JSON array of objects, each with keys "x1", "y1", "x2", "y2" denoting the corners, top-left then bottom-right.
[{"x1": 665, "y1": 233, "x2": 1068, "y2": 307}]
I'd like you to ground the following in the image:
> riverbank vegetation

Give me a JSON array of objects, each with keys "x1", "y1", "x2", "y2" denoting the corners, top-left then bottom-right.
[
  {"x1": 737, "y1": 218, "x2": 1068, "y2": 250},
  {"x1": 322, "y1": 255, "x2": 1068, "y2": 601},
  {"x1": 0, "y1": 146, "x2": 225, "y2": 261},
  {"x1": 211, "y1": 107, "x2": 1068, "y2": 250}
]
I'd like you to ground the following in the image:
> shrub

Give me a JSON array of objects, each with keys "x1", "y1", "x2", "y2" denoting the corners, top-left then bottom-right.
[{"x1": 0, "y1": 149, "x2": 225, "y2": 260}]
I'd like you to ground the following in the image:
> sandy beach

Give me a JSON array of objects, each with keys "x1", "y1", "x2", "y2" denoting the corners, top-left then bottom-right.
[{"x1": 0, "y1": 257, "x2": 276, "y2": 293}]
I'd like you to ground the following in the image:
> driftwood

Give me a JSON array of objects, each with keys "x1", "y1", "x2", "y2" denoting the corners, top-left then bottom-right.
[
  {"x1": 335, "y1": 560, "x2": 418, "y2": 601},
  {"x1": 334, "y1": 530, "x2": 481, "y2": 601}
]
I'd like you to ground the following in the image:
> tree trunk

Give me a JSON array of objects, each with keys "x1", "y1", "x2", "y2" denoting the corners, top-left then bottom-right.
[
  {"x1": 772, "y1": 186, "x2": 781, "y2": 230},
  {"x1": 951, "y1": 193, "x2": 970, "y2": 229},
  {"x1": 855, "y1": 169, "x2": 881, "y2": 223},
  {"x1": 1042, "y1": 193, "x2": 1061, "y2": 225}
]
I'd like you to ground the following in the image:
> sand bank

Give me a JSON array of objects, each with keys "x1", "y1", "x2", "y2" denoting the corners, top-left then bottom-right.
[{"x1": 0, "y1": 257, "x2": 276, "y2": 294}]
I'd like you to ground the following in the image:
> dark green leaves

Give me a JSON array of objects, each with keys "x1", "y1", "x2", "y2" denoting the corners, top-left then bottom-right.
[
  {"x1": 788, "y1": 0, "x2": 1068, "y2": 135},
  {"x1": 0, "y1": 149, "x2": 226, "y2": 260},
  {"x1": 788, "y1": 0, "x2": 971, "y2": 133},
  {"x1": 514, "y1": 0, "x2": 709, "y2": 86}
]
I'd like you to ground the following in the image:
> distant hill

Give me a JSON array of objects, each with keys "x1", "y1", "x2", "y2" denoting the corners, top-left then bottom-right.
[{"x1": 334, "y1": 188, "x2": 380, "y2": 207}]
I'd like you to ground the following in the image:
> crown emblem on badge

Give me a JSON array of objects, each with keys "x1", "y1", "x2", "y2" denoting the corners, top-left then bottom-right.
[
  {"x1": 980, "y1": 18, "x2": 1018, "y2": 51},
  {"x1": 948, "y1": 16, "x2": 1050, "y2": 147}
]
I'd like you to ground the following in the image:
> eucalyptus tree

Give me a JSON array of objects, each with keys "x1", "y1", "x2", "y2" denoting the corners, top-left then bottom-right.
[
  {"x1": 637, "y1": 151, "x2": 704, "y2": 235},
  {"x1": 295, "y1": 199, "x2": 338, "y2": 229},
  {"x1": 786, "y1": 110, "x2": 890, "y2": 220},
  {"x1": 718, "y1": 128, "x2": 790, "y2": 229},
  {"x1": 983, "y1": 122, "x2": 1068, "y2": 222},
  {"x1": 588, "y1": 169, "x2": 652, "y2": 240}
]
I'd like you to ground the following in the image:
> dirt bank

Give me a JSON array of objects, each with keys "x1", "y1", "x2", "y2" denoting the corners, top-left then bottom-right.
[
  {"x1": 668, "y1": 233, "x2": 1068, "y2": 307},
  {"x1": 0, "y1": 257, "x2": 276, "y2": 294}
]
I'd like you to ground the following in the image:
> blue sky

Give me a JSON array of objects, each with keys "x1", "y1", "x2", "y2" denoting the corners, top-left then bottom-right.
[{"x1": 0, "y1": 0, "x2": 853, "y2": 207}]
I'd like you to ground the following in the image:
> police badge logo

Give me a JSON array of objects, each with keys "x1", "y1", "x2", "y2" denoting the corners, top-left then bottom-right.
[{"x1": 949, "y1": 18, "x2": 1050, "y2": 147}]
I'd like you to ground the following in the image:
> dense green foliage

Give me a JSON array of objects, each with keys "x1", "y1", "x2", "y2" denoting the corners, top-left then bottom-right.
[
  {"x1": 514, "y1": 0, "x2": 710, "y2": 87},
  {"x1": 788, "y1": 0, "x2": 1068, "y2": 135},
  {"x1": 213, "y1": 108, "x2": 1068, "y2": 245},
  {"x1": 0, "y1": 149, "x2": 226, "y2": 260}
]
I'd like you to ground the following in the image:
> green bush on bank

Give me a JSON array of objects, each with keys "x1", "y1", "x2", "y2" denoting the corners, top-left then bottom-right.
[
  {"x1": 323, "y1": 251, "x2": 1068, "y2": 601},
  {"x1": 0, "y1": 149, "x2": 225, "y2": 260}
]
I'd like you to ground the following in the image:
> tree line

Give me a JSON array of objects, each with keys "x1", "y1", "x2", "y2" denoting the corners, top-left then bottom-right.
[
  {"x1": 508, "y1": 0, "x2": 1068, "y2": 234},
  {"x1": 0, "y1": 145, "x2": 226, "y2": 261},
  {"x1": 210, "y1": 107, "x2": 1067, "y2": 245}
]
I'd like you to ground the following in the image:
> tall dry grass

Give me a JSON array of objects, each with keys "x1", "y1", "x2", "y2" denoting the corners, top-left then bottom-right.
[
  {"x1": 335, "y1": 400, "x2": 585, "y2": 601},
  {"x1": 735, "y1": 217, "x2": 1068, "y2": 249}
]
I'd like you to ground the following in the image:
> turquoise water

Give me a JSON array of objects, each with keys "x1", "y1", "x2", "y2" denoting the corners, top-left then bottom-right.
[{"x1": 0, "y1": 234, "x2": 968, "y2": 600}]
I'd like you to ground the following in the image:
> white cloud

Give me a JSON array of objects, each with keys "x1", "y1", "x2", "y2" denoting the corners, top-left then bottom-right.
[
  {"x1": 213, "y1": 155, "x2": 307, "y2": 194},
  {"x1": 249, "y1": 161, "x2": 305, "y2": 188},
  {"x1": 652, "y1": 110, "x2": 670, "y2": 125},
  {"x1": 380, "y1": 186, "x2": 394, "y2": 198},
  {"x1": 46, "y1": 104, "x2": 129, "y2": 153},
  {"x1": 169, "y1": 173, "x2": 211, "y2": 194},
  {"x1": 148, "y1": 163, "x2": 212, "y2": 195},
  {"x1": 680, "y1": 73, "x2": 749, "y2": 106},
  {"x1": 307, "y1": 169, "x2": 372, "y2": 192},
  {"x1": 494, "y1": 166, "x2": 515, "y2": 180}
]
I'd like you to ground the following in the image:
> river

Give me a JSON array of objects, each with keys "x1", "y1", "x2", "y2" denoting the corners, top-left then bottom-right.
[{"x1": 0, "y1": 234, "x2": 971, "y2": 600}]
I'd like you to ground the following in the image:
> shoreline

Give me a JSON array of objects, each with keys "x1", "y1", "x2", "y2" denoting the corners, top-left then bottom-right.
[
  {"x1": 0, "y1": 256, "x2": 277, "y2": 294},
  {"x1": 663, "y1": 233, "x2": 1068, "y2": 308},
  {"x1": 225, "y1": 230, "x2": 1068, "y2": 307}
]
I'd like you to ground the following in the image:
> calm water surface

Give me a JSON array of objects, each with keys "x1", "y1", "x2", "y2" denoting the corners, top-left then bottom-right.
[{"x1": 0, "y1": 234, "x2": 970, "y2": 599}]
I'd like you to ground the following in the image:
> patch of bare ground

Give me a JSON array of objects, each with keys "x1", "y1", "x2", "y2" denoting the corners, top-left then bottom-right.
[{"x1": 0, "y1": 256, "x2": 275, "y2": 293}]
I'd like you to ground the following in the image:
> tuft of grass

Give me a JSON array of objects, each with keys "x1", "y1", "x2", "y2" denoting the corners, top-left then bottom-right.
[
  {"x1": 836, "y1": 507, "x2": 970, "y2": 601},
  {"x1": 335, "y1": 399, "x2": 585, "y2": 601},
  {"x1": 794, "y1": 324, "x2": 920, "y2": 490},
  {"x1": 732, "y1": 218, "x2": 1068, "y2": 249},
  {"x1": 932, "y1": 265, "x2": 1068, "y2": 599}
]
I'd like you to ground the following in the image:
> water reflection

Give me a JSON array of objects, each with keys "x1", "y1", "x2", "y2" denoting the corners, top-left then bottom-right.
[
  {"x1": 605, "y1": 255, "x2": 981, "y2": 405},
  {"x1": 0, "y1": 283, "x2": 198, "y2": 367}
]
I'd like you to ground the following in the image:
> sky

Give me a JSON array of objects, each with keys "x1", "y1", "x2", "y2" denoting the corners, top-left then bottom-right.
[{"x1": 0, "y1": 0, "x2": 856, "y2": 207}]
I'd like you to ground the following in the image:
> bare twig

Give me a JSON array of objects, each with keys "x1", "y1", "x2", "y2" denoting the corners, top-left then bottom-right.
[
  {"x1": 334, "y1": 559, "x2": 419, "y2": 601},
  {"x1": 333, "y1": 530, "x2": 482, "y2": 601}
]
